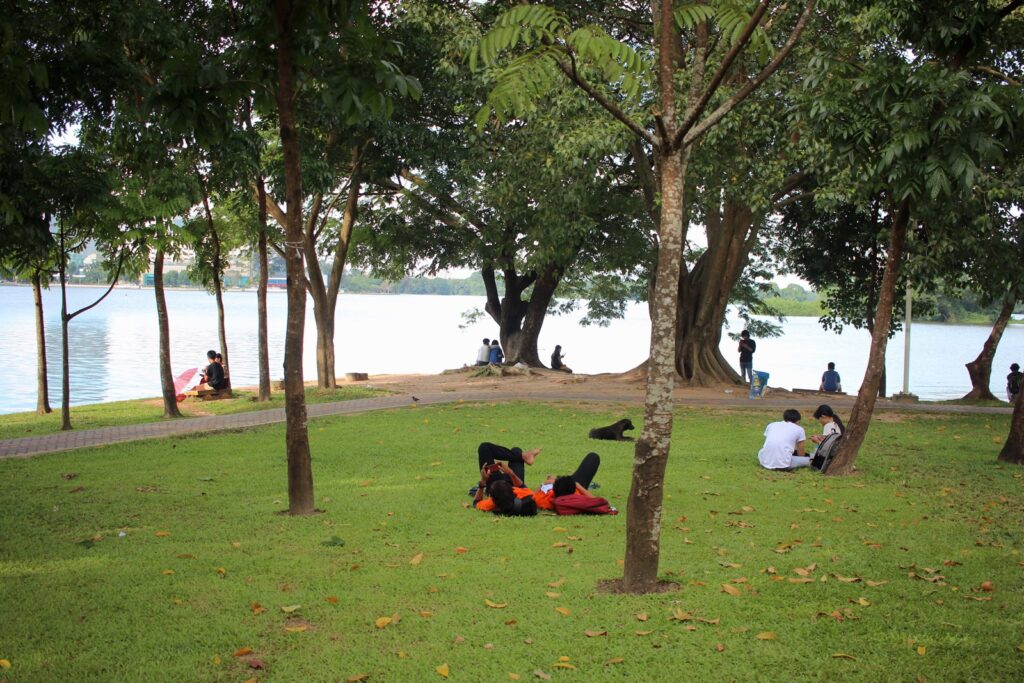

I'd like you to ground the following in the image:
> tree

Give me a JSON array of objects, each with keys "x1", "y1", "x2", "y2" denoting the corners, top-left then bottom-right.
[
  {"x1": 794, "y1": 0, "x2": 1023, "y2": 475},
  {"x1": 476, "y1": 0, "x2": 817, "y2": 592}
]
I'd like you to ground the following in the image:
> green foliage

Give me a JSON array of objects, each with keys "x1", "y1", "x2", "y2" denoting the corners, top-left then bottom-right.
[{"x1": 0, "y1": 403, "x2": 1021, "y2": 680}]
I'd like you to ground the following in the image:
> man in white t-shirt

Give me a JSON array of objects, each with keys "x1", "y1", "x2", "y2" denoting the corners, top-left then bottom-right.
[
  {"x1": 757, "y1": 409, "x2": 811, "y2": 470},
  {"x1": 475, "y1": 338, "x2": 491, "y2": 366}
]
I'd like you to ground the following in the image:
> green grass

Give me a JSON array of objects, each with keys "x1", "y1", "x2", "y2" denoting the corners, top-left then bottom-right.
[
  {"x1": 1, "y1": 401, "x2": 1022, "y2": 681},
  {"x1": 0, "y1": 385, "x2": 391, "y2": 441}
]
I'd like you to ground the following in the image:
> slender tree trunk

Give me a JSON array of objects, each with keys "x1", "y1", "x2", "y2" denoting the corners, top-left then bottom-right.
[
  {"x1": 826, "y1": 201, "x2": 910, "y2": 476},
  {"x1": 257, "y1": 177, "x2": 272, "y2": 401},
  {"x1": 200, "y1": 188, "x2": 230, "y2": 377},
  {"x1": 31, "y1": 271, "x2": 51, "y2": 414},
  {"x1": 58, "y1": 230, "x2": 72, "y2": 431},
  {"x1": 274, "y1": 0, "x2": 315, "y2": 515},
  {"x1": 998, "y1": 387, "x2": 1024, "y2": 464},
  {"x1": 623, "y1": 0, "x2": 687, "y2": 593},
  {"x1": 154, "y1": 248, "x2": 182, "y2": 418},
  {"x1": 962, "y1": 292, "x2": 1016, "y2": 401}
]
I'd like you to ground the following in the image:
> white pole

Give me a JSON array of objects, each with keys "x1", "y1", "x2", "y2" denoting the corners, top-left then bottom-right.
[{"x1": 902, "y1": 283, "x2": 912, "y2": 395}]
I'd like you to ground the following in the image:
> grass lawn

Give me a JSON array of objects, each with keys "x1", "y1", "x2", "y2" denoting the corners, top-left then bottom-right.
[
  {"x1": 1, "y1": 401, "x2": 1022, "y2": 681},
  {"x1": 0, "y1": 385, "x2": 390, "y2": 441}
]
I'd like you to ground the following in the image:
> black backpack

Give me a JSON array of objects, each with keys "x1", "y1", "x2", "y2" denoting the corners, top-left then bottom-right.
[{"x1": 811, "y1": 433, "x2": 841, "y2": 473}]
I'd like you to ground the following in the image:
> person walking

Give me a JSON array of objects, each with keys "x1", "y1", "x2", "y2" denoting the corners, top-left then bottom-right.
[{"x1": 738, "y1": 330, "x2": 756, "y2": 384}]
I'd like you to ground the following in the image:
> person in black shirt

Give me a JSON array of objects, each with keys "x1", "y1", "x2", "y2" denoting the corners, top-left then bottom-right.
[
  {"x1": 200, "y1": 349, "x2": 225, "y2": 390},
  {"x1": 738, "y1": 330, "x2": 756, "y2": 384}
]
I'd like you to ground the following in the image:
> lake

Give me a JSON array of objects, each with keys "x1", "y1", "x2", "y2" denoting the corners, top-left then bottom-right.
[{"x1": 0, "y1": 284, "x2": 1021, "y2": 414}]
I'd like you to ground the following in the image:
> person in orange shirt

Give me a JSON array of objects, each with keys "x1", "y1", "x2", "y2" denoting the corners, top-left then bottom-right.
[{"x1": 473, "y1": 443, "x2": 609, "y2": 515}]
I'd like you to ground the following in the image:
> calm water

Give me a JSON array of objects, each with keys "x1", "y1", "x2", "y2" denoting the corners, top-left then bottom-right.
[{"x1": 0, "y1": 284, "x2": 1021, "y2": 414}]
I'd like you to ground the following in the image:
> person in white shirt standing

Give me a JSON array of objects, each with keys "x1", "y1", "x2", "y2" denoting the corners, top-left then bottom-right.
[
  {"x1": 475, "y1": 338, "x2": 491, "y2": 366},
  {"x1": 758, "y1": 409, "x2": 811, "y2": 470}
]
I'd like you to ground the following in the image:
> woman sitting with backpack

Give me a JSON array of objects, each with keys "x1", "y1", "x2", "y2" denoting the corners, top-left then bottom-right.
[{"x1": 810, "y1": 404, "x2": 845, "y2": 444}]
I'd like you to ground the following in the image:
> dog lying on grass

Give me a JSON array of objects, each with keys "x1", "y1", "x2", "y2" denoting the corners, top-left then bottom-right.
[{"x1": 588, "y1": 418, "x2": 635, "y2": 441}]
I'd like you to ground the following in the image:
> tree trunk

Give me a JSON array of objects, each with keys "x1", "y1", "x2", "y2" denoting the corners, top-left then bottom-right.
[
  {"x1": 31, "y1": 271, "x2": 51, "y2": 415},
  {"x1": 59, "y1": 231, "x2": 72, "y2": 431},
  {"x1": 481, "y1": 263, "x2": 559, "y2": 367},
  {"x1": 675, "y1": 198, "x2": 757, "y2": 385},
  {"x1": 997, "y1": 387, "x2": 1024, "y2": 464},
  {"x1": 274, "y1": 0, "x2": 315, "y2": 515},
  {"x1": 622, "y1": 0, "x2": 687, "y2": 593},
  {"x1": 962, "y1": 292, "x2": 1016, "y2": 401},
  {"x1": 256, "y1": 178, "x2": 272, "y2": 401},
  {"x1": 826, "y1": 201, "x2": 910, "y2": 476},
  {"x1": 200, "y1": 188, "x2": 230, "y2": 377},
  {"x1": 154, "y1": 248, "x2": 182, "y2": 418}
]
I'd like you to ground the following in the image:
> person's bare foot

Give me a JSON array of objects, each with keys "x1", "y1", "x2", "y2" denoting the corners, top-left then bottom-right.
[{"x1": 522, "y1": 448, "x2": 541, "y2": 466}]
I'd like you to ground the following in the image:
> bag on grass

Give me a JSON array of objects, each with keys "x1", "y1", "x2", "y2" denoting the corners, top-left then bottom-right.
[{"x1": 811, "y1": 433, "x2": 841, "y2": 473}]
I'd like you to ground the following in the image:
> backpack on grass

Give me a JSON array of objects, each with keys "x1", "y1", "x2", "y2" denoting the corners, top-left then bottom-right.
[{"x1": 811, "y1": 433, "x2": 841, "y2": 473}]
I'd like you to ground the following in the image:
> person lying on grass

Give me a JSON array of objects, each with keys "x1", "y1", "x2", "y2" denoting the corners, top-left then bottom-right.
[
  {"x1": 757, "y1": 409, "x2": 811, "y2": 471},
  {"x1": 473, "y1": 442, "x2": 617, "y2": 516}
]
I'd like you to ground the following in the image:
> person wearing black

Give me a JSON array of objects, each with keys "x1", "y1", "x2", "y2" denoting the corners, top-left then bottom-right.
[
  {"x1": 738, "y1": 330, "x2": 756, "y2": 384},
  {"x1": 1008, "y1": 363, "x2": 1023, "y2": 403},
  {"x1": 200, "y1": 350, "x2": 225, "y2": 390}
]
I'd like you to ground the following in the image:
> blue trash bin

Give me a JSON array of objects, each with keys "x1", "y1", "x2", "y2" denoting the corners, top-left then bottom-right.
[{"x1": 749, "y1": 370, "x2": 769, "y2": 399}]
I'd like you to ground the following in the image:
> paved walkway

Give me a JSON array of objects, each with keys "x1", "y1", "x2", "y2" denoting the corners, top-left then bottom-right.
[{"x1": 0, "y1": 389, "x2": 1012, "y2": 460}]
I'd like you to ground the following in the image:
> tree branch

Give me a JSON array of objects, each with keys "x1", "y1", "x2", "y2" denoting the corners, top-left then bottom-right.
[
  {"x1": 67, "y1": 248, "x2": 128, "y2": 322},
  {"x1": 969, "y1": 64, "x2": 1021, "y2": 85},
  {"x1": 672, "y1": 0, "x2": 772, "y2": 149},
  {"x1": 555, "y1": 57, "x2": 654, "y2": 146},
  {"x1": 682, "y1": 0, "x2": 818, "y2": 149}
]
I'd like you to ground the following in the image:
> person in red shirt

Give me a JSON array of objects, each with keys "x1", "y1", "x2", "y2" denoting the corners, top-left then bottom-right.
[{"x1": 472, "y1": 443, "x2": 616, "y2": 516}]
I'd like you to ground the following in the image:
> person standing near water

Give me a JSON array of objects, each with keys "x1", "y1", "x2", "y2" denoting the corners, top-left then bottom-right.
[
  {"x1": 738, "y1": 330, "x2": 756, "y2": 384},
  {"x1": 1008, "y1": 363, "x2": 1022, "y2": 403}
]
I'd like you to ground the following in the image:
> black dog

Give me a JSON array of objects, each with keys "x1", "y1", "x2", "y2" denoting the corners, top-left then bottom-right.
[{"x1": 588, "y1": 419, "x2": 635, "y2": 441}]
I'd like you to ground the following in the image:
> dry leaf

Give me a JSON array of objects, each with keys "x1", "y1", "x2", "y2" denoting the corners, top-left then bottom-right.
[
  {"x1": 548, "y1": 578, "x2": 565, "y2": 588},
  {"x1": 509, "y1": 674, "x2": 521, "y2": 681},
  {"x1": 552, "y1": 663, "x2": 577, "y2": 670},
  {"x1": 375, "y1": 616, "x2": 392, "y2": 629},
  {"x1": 635, "y1": 630, "x2": 654, "y2": 636},
  {"x1": 756, "y1": 632, "x2": 777, "y2": 641},
  {"x1": 419, "y1": 610, "x2": 433, "y2": 618},
  {"x1": 211, "y1": 655, "x2": 221, "y2": 665},
  {"x1": 155, "y1": 531, "x2": 171, "y2": 537},
  {"x1": 281, "y1": 604, "x2": 301, "y2": 613},
  {"x1": 605, "y1": 657, "x2": 625, "y2": 665},
  {"x1": 636, "y1": 612, "x2": 649, "y2": 622},
  {"x1": 584, "y1": 630, "x2": 607, "y2": 637},
  {"x1": 555, "y1": 606, "x2": 571, "y2": 616},
  {"x1": 325, "y1": 596, "x2": 339, "y2": 604},
  {"x1": 715, "y1": 643, "x2": 725, "y2": 652},
  {"x1": 410, "y1": 553, "x2": 424, "y2": 566},
  {"x1": 857, "y1": 597, "x2": 871, "y2": 607},
  {"x1": 552, "y1": 542, "x2": 568, "y2": 548},
  {"x1": 234, "y1": 646, "x2": 253, "y2": 657},
  {"x1": 916, "y1": 645, "x2": 926, "y2": 656},
  {"x1": 721, "y1": 583, "x2": 741, "y2": 596},
  {"x1": 534, "y1": 669, "x2": 551, "y2": 681},
  {"x1": 436, "y1": 663, "x2": 450, "y2": 677},
  {"x1": 544, "y1": 591, "x2": 560, "y2": 598},
  {"x1": 455, "y1": 547, "x2": 468, "y2": 554},
  {"x1": 176, "y1": 553, "x2": 195, "y2": 559},
  {"x1": 0, "y1": 659, "x2": 11, "y2": 670},
  {"x1": 485, "y1": 599, "x2": 508, "y2": 609},
  {"x1": 162, "y1": 569, "x2": 175, "y2": 575},
  {"x1": 285, "y1": 625, "x2": 308, "y2": 633},
  {"x1": 251, "y1": 602, "x2": 266, "y2": 615},
  {"x1": 979, "y1": 581, "x2": 994, "y2": 592},
  {"x1": 832, "y1": 653, "x2": 857, "y2": 660},
  {"x1": 347, "y1": 675, "x2": 370, "y2": 682}
]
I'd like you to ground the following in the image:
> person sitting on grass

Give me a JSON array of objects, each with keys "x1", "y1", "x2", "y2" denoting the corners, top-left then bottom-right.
[
  {"x1": 488, "y1": 339, "x2": 504, "y2": 365},
  {"x1": 810, "y1": 404, "x2": 845, "y2": 444},
  {"x1": 550, "y1": 345, "x2": 572, "y2": 373},
  {"x1": 472, "y1": 443, "x2": 616, "y2": 515},
  {"x1": 197, "y1": 350, "x2": 225, "y2": 391},
  {"x1": 757, "y1": 409, "x2": 810, "y2": 471},
  {"x1": 475, "y1": 338, "x2": 491, "y2": 366}
]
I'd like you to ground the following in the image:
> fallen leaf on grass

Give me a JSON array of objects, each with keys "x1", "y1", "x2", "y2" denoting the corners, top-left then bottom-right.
[
  {"x1": 436, "y1": 663, "x2": 450, "y2": 678},
  {"x1": 548, "y1": 578, "x2": 565, "y2": 588},
  {"x1": 534, "y1": 669, "x2": 551, "y2": 681},
  {"x1": 162, "y1": 569, "x2": 174, "y2": 575},
  {"x1": 545, "y1": 592, "x2": 559, "y2": 598},
  {"x1": 419, "y1": 610, "x2": 433, "y2": 618},
  {"x1": 605, "y1": 658, "x2": 624, "y2": 665},
  {"x1": 979, "y1": 581, "x2": 994, "y2": 592},
  {"x1": 916, "y1": 645, "x2": 926, "y2": 656},
  {"x1": 176, "y1": 553, "x2": 195, "y2": 560},
  {"x1": 251, "y1": 603, "x2": 266, "y2": 615},
  {"x1": 285, "y1": 624, "x2": 308, "y2": 633},
  {"x1": 325, "y1": 596, "x2": 339, "y2": 604},
  {"x1": 0, "y1": 659, "x2": 10, "y2": 670},
  {"x1": 155, "y1": 531, "x2": 171, "y2": 537},
  {"x1": 281, "y1": 604, "x2": 301, "y2": 613},
  {"x1": 721, "y1": 584, "x2": 741, "y2": 596},
  {"x1": 635, "y1": 630, "x2": 654, "y2": 636},
  {"x1": 788, "y1": 578, "x2": 815, "y2": 584},
  {"x1": 347, "y1": 674, "x2": 370, "y2": 682},
  {"x1": 584, "y1": 630, "x2": 607, "y2": 637},
  {"x1": 234, "y1": 647, "x2": 253, "y2": 657},
  {"x1": 410, "y1": 552, "x2": 424, "y2": 566},
  {"x1": 455, "y1": 547, "x2": 468, "y2": 554},
  {"x1": 376, "y1": 616, "x2": 393, "y2": 629},
  {"x1": 636, "y1": 612, "x2": 649, "y2": 622},
  {"x1": 554, "y1": 607, "x2": 571, "y2": 617},
  {"x1": 832, "y1": 653, "x2": 857, "y2": 660},
  {"x1": 756, "y1": 632, "x2": 777, "y2": 641},
  {"x1": 552, "y1": 663, "x2": 577, "y2": 670},
  {"x1": 485, "y1": 599, "x2": 508, "y2": 609},
  {"x1": 509, "y1": 674, "x2": 521, "y2": 680},
  {"x1": 715, "y1": 643, "x2": 725, "y2": 652}
]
